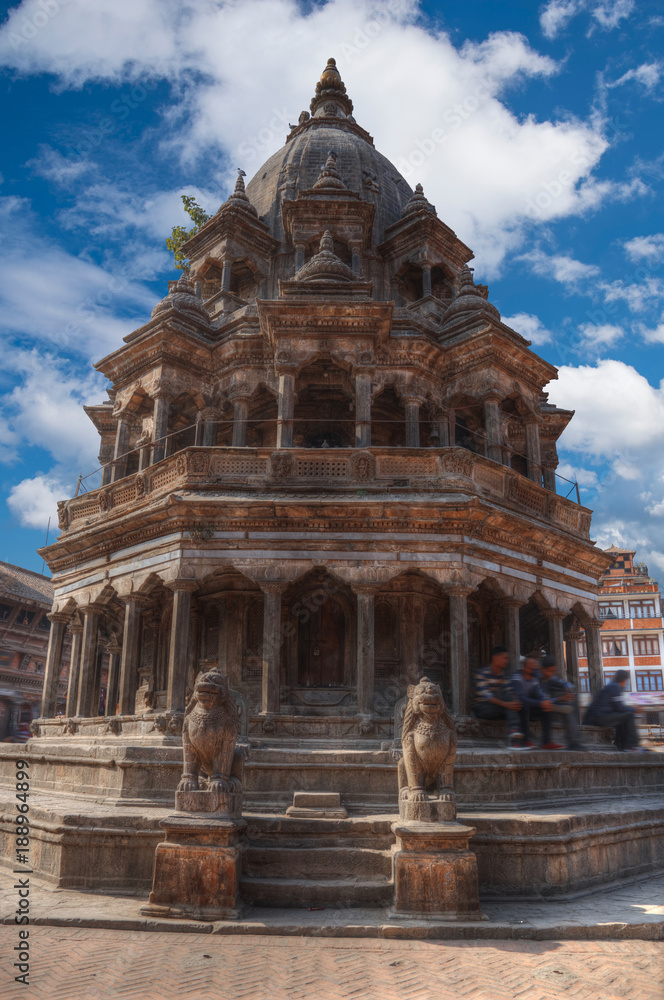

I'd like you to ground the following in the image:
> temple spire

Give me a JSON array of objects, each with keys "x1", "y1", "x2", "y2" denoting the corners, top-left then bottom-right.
[
  {"x1": 313, "y1": 150, "x2": 346, "y2": 190},
  {"x1": 224, "y1": 168, "x2": 257, "y2": 216},
  {"x1": 310, "y1": 57, "x2": 354, "y2": 118}
]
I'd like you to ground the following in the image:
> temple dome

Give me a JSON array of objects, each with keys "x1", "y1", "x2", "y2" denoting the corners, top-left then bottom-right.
[
  {"x1": 245, "y1": 60, "x2": 413, "y2": 245},
  {"x1": 151, "y1": 275, "x2": 210, "y2": 324}
]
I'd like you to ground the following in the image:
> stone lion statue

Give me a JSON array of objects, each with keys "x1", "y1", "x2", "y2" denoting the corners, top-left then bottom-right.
[
  {"x1": 176, "y1": 668, "x2": 244, "y2": 814},
  {"x1": 398, "y1": 677, "x2": 457, "y2": 822}
]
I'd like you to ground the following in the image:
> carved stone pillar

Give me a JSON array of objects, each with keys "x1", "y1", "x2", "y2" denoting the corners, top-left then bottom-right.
[
  {"x1": 221, "y1": 259, "x2": 232, "y2": 292},
  {"x1": 40, "y1": 612, "x2": 69, "y2": 718},
  {"x1": 543, "y1": 464, "x2": 557, "y2": 492},
  {"x1": 76, "y1": 606, "x2": 101, "y2": 717},
  {"x1": 294, "y1": 243, "x2": 305, "y2": 273},
  {"x1": 111, "y1": 415, "x2": 130, "y2": 483},
  {"x1": 276, "y1": 372, "x2": 295, "y2": 449},
  {"x1": 151, "y1": 394, "x2": 171, "y2": 465},
  {"x1": 525, "y1": 420, "x2": 542, "y2": 484},
  {"x1": 544, "y1": 610, "x2": 567, "y2": 675},
  {"x1": 104, "y1": 643, "x2": 122, "y2": 717},
  {"x1": 260, "y1": 583, "x2": 285, "y2": 716},
  {"x1": 194, "y1": 412, "x2": 204, "y2": 446},
  {"x1": 448, "y1": 587, "x2": 472, "y2": 715},
  {"x1": 354, "y1": 585, "x2": 376, "y2": 717},
  {"x1": 231, "y1": 396, "x2": 250, "y2": 447},
  {"x1": 167, "y1": 582, "x2": 197, "y2": 713},
  {"x1": 483, "y1": 395, "x2": 503, "y2": 464},
  {"x1": 422, "y1": 262, "x2": 432, "y2": 298},
  {"x1": 503, "y1": 599, "x2": 524, "y2": 672},
  {"x1": 404, "y1": 397, "x2": 422, "y2": 449},
  {"x1": 354, "y1": 373, "x2": 371, "y2": 448},
  {"x1": 350, "y1": 241, "x2": 362, "y2": 277},
  {"x1": 118, "y1": 595, "x2": 144, "y2": 715},
  {"x1": 437, "y1": 412, "x2": 450, "y2": 447},
  {"x1": 565, "y1": 625, "x2": 583, "y2": 690},
  {"x1": 584, "y1": 619, "x2": 604, "y2": 696},
  {"x1": 65, "y1": 619, "x2": 83, "y2": 717},
  {"x1": 448, "y1": 408, "x2": 456, "y2": 447},
  {"x1": 202, "y1": 408, "x2": 220, "y2": 447}
]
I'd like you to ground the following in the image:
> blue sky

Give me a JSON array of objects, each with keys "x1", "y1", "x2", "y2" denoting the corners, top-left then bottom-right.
[{"x1": 1, "y1": 0, "x2": 664, "y2": 574}]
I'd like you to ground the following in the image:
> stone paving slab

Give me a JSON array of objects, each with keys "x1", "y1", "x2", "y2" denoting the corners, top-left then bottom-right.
[
  {"x1": 0, "y1": 929, "x2": 661, "y2": 999},
  {"x1": 1, "y1": 866, "x2": 663, "y2": 941}
]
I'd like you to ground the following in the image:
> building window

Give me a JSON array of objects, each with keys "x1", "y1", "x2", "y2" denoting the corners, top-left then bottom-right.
[
  {"x1": 0, "y1": 603, "x2": 12, "y2": 622},
  {"x1": 15, "y1": 610, "x2": 34, "y2": 628},
  {"x1": 604, "y1": 671, "x2": 631, "y2": 690},
  {"x1": 601, "y1": 636, "x2": 627, "y2": 656},
  {"x1": 34, "y1": 661, "x2": 44, "y2": 673},
  {"x1": 599, "y1": 601, "x2": 625, "y2": 619},
  {"x1": 629, "y1": 600, "x2": 657, "y2": 619},
  {"x1": 579, "y1": 672, "x2": 590, "y2": 692},
  {"x1": 635, "y1": 670, "x2": 663, "y2": 692},
  {"x1": 577, "y1": 638, "x2": 587, "y2": 658},
  {"x1": 633, "y1": 635, "x2": 660, "y2": 656},
  {"x1": 37, "y1": 616, "x2": 51, "y2": 632}
]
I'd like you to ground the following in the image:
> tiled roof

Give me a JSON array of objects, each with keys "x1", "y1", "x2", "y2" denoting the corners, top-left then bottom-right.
[{"x1": 0, "y1": 561, "x2": 53, "y2": 607}]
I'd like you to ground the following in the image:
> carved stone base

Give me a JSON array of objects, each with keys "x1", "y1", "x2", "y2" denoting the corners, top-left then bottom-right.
[
  {"x1": 399, "y1": 792, "x2": 456, "y2": 823},
  {"x1": 141, "y1": 814, "x2": 245, "y2": 921},
  {"x1": 174, "y1": 786, "x2": 242, "y2": 817},
  {"x1": 390, "y1": 821, "x2": 484, "y2": 921}
]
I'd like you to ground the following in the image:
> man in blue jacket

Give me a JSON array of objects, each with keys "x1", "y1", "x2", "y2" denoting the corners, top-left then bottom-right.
[
  {"x1": 511, "y1": 654, "x2": 564, "y2": 750},
  {"x1": 582, "y1": 669, "x2": 644, "y2": 751}
]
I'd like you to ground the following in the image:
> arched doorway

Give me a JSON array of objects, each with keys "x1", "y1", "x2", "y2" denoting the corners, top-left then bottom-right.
[{"x1": 297, "y1": 597, "x2": 345, "y2": 687}]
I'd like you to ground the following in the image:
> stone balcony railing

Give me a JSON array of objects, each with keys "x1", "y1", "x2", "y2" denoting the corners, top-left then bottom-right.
[{"x1": 60, "y1": 446, "x2": 592, "y2": 538}]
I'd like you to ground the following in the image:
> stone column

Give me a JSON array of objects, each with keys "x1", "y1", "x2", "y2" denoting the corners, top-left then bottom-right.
[
  {"x1": 194, "y1": 412, "x2": 204, "y2": 447},
  {"x1": 448, "y1": 408, "x2": 456, "y2": 447},
  {"x1": 437, "y1": 412, "x2": 450, "y2": 447},
  {"x1": 294, "y1": 243, "x2": 305, "y2": 273},
  {"x1": 202, "y1": 408, "x2": 220, "y2": 447},
  {"x1": 354, "y1": 373, "x2": 372, "y2": 448},
  {"x1": 350, "y1": 241, "x2": 362, "y2": 277},
  {"x1": 404, "y1": 397, "x2": 421, "y2": 449},
  {"x1": 565, "y1": 625, "x2": 582, "y2": 689},
  {"x1": 545, "y1": 610, "x2": 566, "y2": 674},
  {"x1": 188, "y1": 605, "x2": 201, "y2": 693},
  {"x1": 76, "y1": 606, "x2": 101, "y2": 717},
  {"x1": 118, "y1": 595, "x2": 144, "y2": 715},
  {"x1": 448, "y1": 587, "x2": 472, "y2": 715},
  {"x1": 104, "y1": 643, "x2": 122, "y2": 717},
  {"x1": 276, "y1": 372, "x2": 295, "y2": 449},
  {"x1": 221, "y1": 259, "x2": 232, "y2": 292},
  {"x1": 40, "y1": 612, "x2": 69, "y2": 718},
  {"x1": 584, "y1": 619, "x2": 604, "y2": 696},
  {"x1": 355, "y1": 585, "x2": 376, "y2": 717},
  {"x1": 111, "y1": 415, "x2": 130, "y2": 483},
  {"x1": 525, "y1": 420, "x2": 542, "y2": 484},
  {"x1": 167, "y1": 582, "x2": 197, "y2": 713},
  {"x1": 422, "y1": 263, "x2": 432, "y2": 298},
  {"x1": 542, "y1": 464, "x2": 557, "y2": 493},
  {"x1": 231, "y1": 396, "x2": 250, "y2": 447},
  {"x1": 260, "y1": 583, "x2": 285, "y2": 716},
  {"x1": 503, "y1": 599, "x2": 523, "y2": 672},
  {"x1": 151, "y1": 394, "x2": 171, "y2": 465},
  {"x1": 483, "y1": 395, "x2": 503, "y2": 464},
  {"x1": 65, "y1": 620, "x2": 83, "y2": 717}
]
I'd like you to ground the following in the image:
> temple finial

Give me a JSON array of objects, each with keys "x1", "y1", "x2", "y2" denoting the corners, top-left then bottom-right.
[
  {"x1": 310, "y1": 56, "x2": 354, "y2": 118},
  {"x1": 402, "y1": 183, "x2": 437, "y2": 218},
  {"x1": 223, "y1": 167, "x2": 257, "y2": 216},
  {"x1": 313, "y1": 150, "x2": 346, "y2": 190}
]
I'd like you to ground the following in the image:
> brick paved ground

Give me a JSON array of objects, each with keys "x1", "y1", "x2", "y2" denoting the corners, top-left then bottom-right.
[{"x1": 1, "y1": 928, "x2": 661, "y2": 1000}]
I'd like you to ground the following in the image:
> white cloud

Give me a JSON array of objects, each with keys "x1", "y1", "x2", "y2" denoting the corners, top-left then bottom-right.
[
  {"x1": 7, "y1": 473, "x2": 71, "y2": 531},
  {"x1": 0, "y1": 0, "x2": 639, "y2": 276},
  {"x1": 624, "y1": 234, "x2": 664, "y2": 262},
  {"x1": 578, "y1": 321, "x2": 623, "y2": 349},
  {"x1": 610, "y1": 62, "x2": 663, "y2": 91},
  {"x1": 501, "y1": 312, "x2": 552, "y2": 344},
  {"x1": 591, "y1": 0, "x2": 634, "y2": 31},
  {"x1": 557, "y1": 462, "x2": 598, "y2": 487},
  {"x1": 600, "y1": 276, "x2": 664, "y2": 313},
  {"x1": 540, "y1": 1, "x2": 583, "y2": 40},
  {"x1": 526, "y1": 250, "x2": 600, "y2": 288},
  {"x1": 639, "y1": 321, "x2": 664, "y2": 344}
]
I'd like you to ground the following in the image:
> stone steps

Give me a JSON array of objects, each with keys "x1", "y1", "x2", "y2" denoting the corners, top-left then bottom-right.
[
  {"x1": 240, "y1": 876, "x2": 394, "y2": 909},
  {"x1": 243, "y1": 845, "x2": 393, "y2": 881}
]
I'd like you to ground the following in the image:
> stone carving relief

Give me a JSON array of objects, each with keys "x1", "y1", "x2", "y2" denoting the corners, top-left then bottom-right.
[
  {"x1": 98, "y1": 491, "x2": 110, "y2": 513},
  {"x1": 270, "y1": 452, "x2": 293, "y2": 479},
  {"x1": 398, "y1": 677, "x2": 457, "y2": 822},
  {"x1": 350, "y1": 451, "x2": 374, "y2": 480},
  {"x1": 439, "y1": 451, "x2": 474, "y2": 479},
  {"x1": 176, "y1": 669, "x2": 244, "y2": 817},
  {"x1": 57, "y1": 501, "x2": 69, "y2": 530}
]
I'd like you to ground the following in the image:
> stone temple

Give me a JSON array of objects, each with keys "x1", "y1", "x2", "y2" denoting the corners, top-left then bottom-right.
[{"x1": 1, "y1": 59, "x2": 662, "y2": 906}]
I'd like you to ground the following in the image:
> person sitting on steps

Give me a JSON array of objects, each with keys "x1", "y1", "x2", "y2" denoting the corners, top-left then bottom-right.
[
  {"x1": 472, "y1": 646, "x2": 523, "y2": 749},
  {"x1": 538, "y1": 654, "x2": 586, "y2": 751},
  {"x1": 583, "y1": 669, "x2": 650, "y2": 752},
  {"x1": 511, "y1": 653, "x2": 565, "y2": 750}
]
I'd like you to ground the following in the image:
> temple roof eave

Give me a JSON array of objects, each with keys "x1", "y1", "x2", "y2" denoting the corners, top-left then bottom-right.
[{"x1": 94, "y1": 321, "x2": 215, "y2": 385}]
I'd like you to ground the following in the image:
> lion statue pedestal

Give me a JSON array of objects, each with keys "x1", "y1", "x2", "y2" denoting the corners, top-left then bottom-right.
[
  {"x1": 391, "y1": 678, "x2": 483, "y2": 921},
  {"x1": 142, "y1": 669, "x2": 245, "y2": 921}
]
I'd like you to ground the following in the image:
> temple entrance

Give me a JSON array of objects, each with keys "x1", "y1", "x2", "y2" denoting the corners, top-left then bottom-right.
[{"x1": 297, "y1": 599, "x2": 345, "y2": 687}]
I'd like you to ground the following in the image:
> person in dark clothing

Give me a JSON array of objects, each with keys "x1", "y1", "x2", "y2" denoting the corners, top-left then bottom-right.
[
  {"x1": 539, "y1": 654, "x2": 585, "y2": 750},
  {"x1": 472, "y1": 646, "x2": 523, "y2": 748},
  {"x1": 583, "y1": 669, "x2": 644, "y2": 751},
  {"x1": 511, "y1": 654, "x2": 564, "y2": 749}
]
